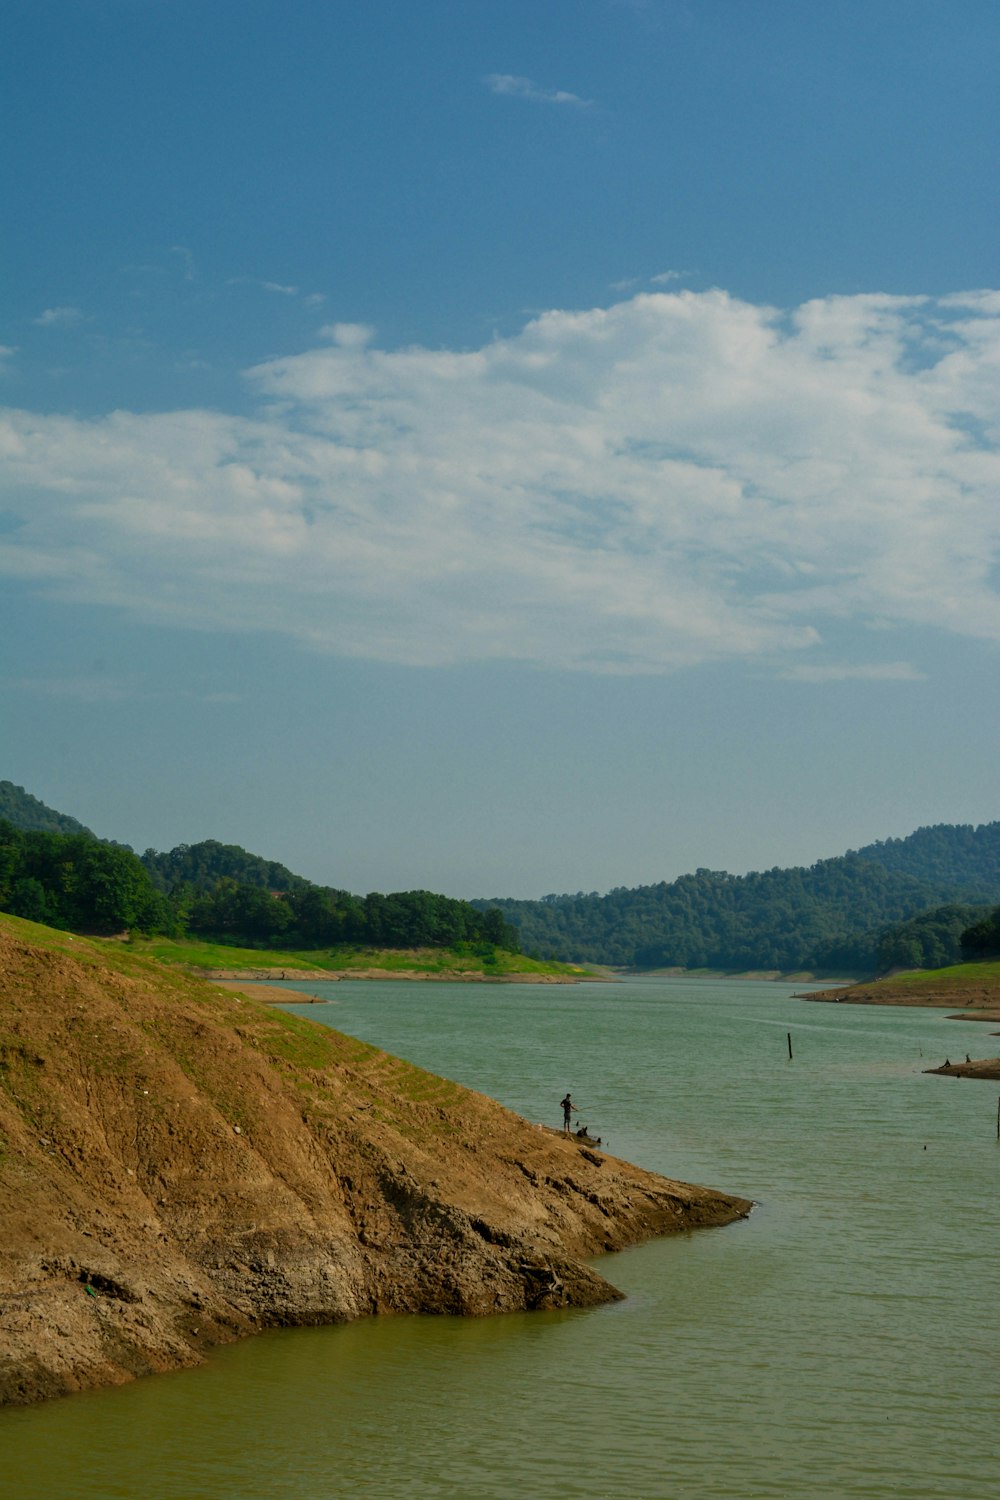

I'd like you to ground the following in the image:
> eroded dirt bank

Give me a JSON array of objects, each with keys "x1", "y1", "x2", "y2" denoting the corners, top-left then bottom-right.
[
  {"x1": 0, "y1": 921, "x2": 750, "y2": 1407},
  {"x1": 801, "y1": 980, "x2": 1000, "y2": 1023}
]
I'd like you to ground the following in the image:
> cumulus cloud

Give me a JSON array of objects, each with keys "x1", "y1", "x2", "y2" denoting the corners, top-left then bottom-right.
[
  {"x1": 1, "y1": 288, "x2": 1000, "y2": 676},
  {"x1": 485, "y1": 73, "x2": 593, "y2": 107}
]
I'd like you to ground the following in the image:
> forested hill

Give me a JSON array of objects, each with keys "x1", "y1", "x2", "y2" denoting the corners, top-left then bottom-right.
[
  {"x1": 475, "y1": 823, "x2": 1000, "y2": 974},
  {"x1": 140, "y1": 839, "x2": 309, "y2": 894},
  {"x1": 7, "y1": 783, "x2": 1000, "y2": 974},
  {"x1": 854, "y1": 823, "x2": 1000, "y2": 888},
  {"x1": 0, "y1": 786, "x2": 518, "y2": 952},
  {"x1": 0, "y1": 781, "x2": 94, "y2": 838}
]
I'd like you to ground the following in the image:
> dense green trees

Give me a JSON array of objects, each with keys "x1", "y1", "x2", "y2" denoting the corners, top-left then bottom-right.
[
  {"x1": 475, "y1": 825, "x2": 1000, "y2": 974},
  {"x1": 0, "y1": 821, "x2": 169, "y2": 934},
  {"x1": 960, "y1": 906, "x2": 1000, "y2": 959},
  {"x1": 6, "y1": 785, "x2": 1000, "y2": 973},
  {"x1": 876, "y1": 904, "x2": 991, "y2": 971},
  {"x1": 0, "y1": 809, "x2": 518, "y2": 953},
  {"x1": 0, "y1": 814, "x2": 519, "y2": 952},
  {"x1": 184, "y1": 878, "x2": 518, "y2": 952},
  {"x1": 854, "y1": 823, "x2": 1000, "y2": 891},
  {"x1": 140, "y1": 839, "x2": 309, "y2": 894}
]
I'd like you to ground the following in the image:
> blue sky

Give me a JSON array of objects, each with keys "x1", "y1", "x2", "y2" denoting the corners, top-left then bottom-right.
[{"x1": 3, "y1": 0, "x2": 1000, "y2": 898}]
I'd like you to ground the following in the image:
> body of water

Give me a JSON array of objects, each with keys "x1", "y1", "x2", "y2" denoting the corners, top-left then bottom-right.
[{"x1": 2, "y1": 977, "x2": 997, "y2": 1498}]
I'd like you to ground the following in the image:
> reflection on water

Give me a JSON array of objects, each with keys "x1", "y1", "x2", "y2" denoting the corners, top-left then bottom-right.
[{"x1": 2, "y1": 979, "x2": 997, "y2": 1498}]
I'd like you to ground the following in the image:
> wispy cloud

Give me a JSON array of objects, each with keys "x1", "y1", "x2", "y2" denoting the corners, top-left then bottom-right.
[
  {"x1": 778, "y1": 662, "x2": 927, "y2": 683},
  {"x1": 227, "y1": 277, "x2": 327, "y2": 307},
  {"x1": 33, "y1": 306, "x2": 83, "y2": 328},
  {"x1": 1, "y1": 288, "x2": 999, "y2": 677},
  {"x1": 613, "y1": 269, "x2": 690, "y2": 293},
  {"x1": 169, "y1": 245, "x2": 197, "y2": 282},
  {"x1": 485, "y1": 74, "x2": 594, "y2": 108},
  {"x1": 228, "y1": 276, "x2": 299, "y2": 297}
]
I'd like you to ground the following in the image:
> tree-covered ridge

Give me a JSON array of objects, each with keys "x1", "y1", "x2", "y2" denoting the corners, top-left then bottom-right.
[
  {"x1": 0, "y1": 781, "x2": 94, "y2": 838},
  {"x1": 476, "y1": 823, "x2": 1000, "y2": 974},
  {"x1": 140, "y1": 839, "x2": 310, "y2": 894},
  {"x1": 854, "y1": 822, "x2": 1000, "y2": 892},
  {"x1": 182, "y1": 879, "x2": 518, "y2": 951},
  {"x1": 0, "y1": 820, "x2": 518, "y2": 953},
  {"x1": 6, "y1": 781, "x2": 1000, "y2": 975}
]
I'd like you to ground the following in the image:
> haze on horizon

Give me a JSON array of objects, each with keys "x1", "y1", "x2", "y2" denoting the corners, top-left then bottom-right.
[{"x1": 3, "y1": 0, "x2": 999, "y2": 900}]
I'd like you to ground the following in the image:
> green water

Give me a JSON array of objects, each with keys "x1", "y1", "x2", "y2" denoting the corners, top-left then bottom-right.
[{"x1": 3, "y1": 978, "x2": 997, "y2": 1499}]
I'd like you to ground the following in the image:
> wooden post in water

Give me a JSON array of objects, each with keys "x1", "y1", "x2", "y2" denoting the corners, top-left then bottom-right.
[{"x1": 787, "y1": 1032, "x2": 793, "y2": 1061}]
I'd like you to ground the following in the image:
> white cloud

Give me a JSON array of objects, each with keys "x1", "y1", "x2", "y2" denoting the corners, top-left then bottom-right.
[
  {"x1": 778, "y1": 662, "x2": 927, "y2": 683},
  {"x1": 228, "y1": 277, "x2": 301, "y2": 297},
  {"x1": 614, "y1": 270, "x2": 689, "y2": 293},
  {"x1": 1, "y1": 288, "x2": 1000, "y2": 676},
  {"x1": 485, "y1": 74, "x2": 593, "y2": 108},
  {"x1": 33, "y1": 306, "x2": 83, "y2": 327},
  {"x1": 319, "y1": 322, "x2": 375, "y2": 348}
]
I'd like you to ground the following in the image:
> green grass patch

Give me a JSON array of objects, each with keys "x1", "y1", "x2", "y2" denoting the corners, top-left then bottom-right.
[
  {"x1": 125, "y1": 934, "x2": 592, "y2": 980},
  {"x1": 874, "y1": 960, "x2": 1000, "y2": 991},
  {"x1": 129, "y1": 936, "x2": 334, "y2": 971}
]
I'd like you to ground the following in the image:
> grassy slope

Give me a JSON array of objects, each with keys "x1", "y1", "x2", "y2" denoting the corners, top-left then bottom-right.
[
  {"x1": 806, "y1": 957, "x2": 1000, "y2": 1021},
  {"x1": 123, "y1": 934, "x2": 595, "y2": 978},
  {"x1": 866, "y1": 960, "x2": 1000, "y2": 994}
]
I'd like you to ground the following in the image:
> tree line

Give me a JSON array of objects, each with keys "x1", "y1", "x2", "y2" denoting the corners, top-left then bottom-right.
[
  {"x1": 0, "y1": 821, "x2": 518, "y2": 952},
  {"x1": 473, "y1": 823, "x2": 1000, "y2": 974},
  {"x1": 5, "y1": 781, "x2": 1000, "y2": 975}
]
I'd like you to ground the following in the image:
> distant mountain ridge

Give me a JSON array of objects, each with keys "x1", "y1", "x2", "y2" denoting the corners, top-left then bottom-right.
[
  {"x1": 853, "y1": 823, "x2": 1000, "y2": 890},
  {"x1": 473, "y1": 823, "x2": 1000, "y2": 974},
  {"x1": 5, "y1": 780, "x2": 1000, "y2": 975}
]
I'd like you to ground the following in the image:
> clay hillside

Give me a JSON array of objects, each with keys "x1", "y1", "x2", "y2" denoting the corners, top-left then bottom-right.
[{"x1": 0, "y1": 916, "x2": 750, "y2": 1407}]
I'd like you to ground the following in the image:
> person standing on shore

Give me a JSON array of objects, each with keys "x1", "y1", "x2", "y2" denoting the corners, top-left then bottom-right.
[{"x1": 560, "y1": 1093, "x2": 575, "y2": 1133}]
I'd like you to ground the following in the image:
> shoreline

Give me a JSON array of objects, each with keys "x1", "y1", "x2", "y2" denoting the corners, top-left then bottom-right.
[
  {"x1": 923, "y1": 1057, "x2": 1000, "y2": 1080},
  {"x1": 800, "y1": 985, "x2": 1000, "y2": 1025},
  {"x1": 205, "y1": 967, "x2": 593, "y2": 987}
]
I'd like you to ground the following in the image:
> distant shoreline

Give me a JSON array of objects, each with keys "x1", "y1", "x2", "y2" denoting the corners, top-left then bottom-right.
[
  {"x1": 209, "y1": 969, "x2": 591, "y2": 993},
  {"x1": 801, "y1": 983, "x2": 1000, "y2": 1025}
]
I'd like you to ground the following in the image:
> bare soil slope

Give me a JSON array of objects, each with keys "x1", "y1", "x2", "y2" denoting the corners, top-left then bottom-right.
[{"x1": 0, "y1": 918, "x2": 750, "y2": 1407}]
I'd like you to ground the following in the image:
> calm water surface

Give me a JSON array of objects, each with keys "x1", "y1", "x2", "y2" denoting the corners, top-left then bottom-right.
[{"x1": 3, "y1": 978, "x2": 997, "y2": 1499}]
